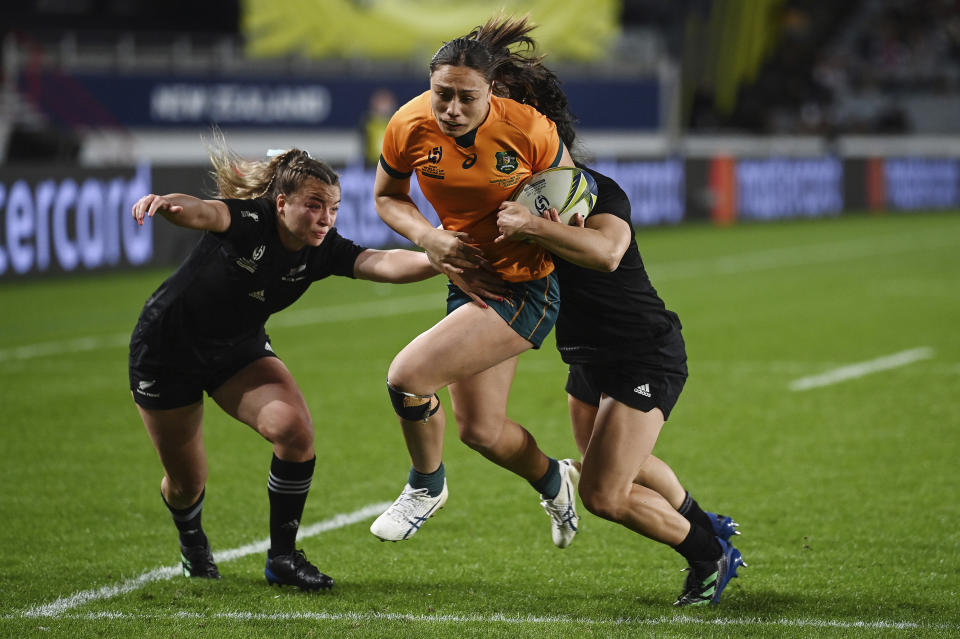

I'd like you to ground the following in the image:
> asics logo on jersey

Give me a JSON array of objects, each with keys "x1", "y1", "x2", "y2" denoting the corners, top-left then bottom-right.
[
  {"x1": 240, "y1": 210, "x2": 260, "y2": 221},
  {"x1": 634, "y1": 383, "x2": 652, "y2": 397},
  {"x1": 428, "y1": 146, "x2": 443, "y2": 163},
  {"x1": 462, "y1": 153, "x2": 477, "y2": 169},
  {"x1": 495, "y1": 150, "x2": 518, "y2": 174},
  {"x1": 252, "y1": 245, "x2": 266, "y2": 261}
]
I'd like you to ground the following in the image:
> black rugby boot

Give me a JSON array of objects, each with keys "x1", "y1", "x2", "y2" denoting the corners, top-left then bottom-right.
[
  {"x1": 180, "y1": 541, "x2": 221, "y2": 578},
  {"x1": 264, "y1": 549, "x2": 334, "y2": 591}
]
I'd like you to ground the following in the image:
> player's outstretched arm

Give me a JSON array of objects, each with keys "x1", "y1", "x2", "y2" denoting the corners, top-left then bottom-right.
[
  {"x1": 373, "y1": 165, "x2": 485, "y2": 277},
  {"x1": 131, "y1": 193, "x2": 230, "y2": 232},
  {"x1": 353, "y1": 248, "x2": 439, "y2": 283}
]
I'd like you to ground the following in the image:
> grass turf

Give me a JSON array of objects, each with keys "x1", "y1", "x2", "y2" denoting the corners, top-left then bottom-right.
[{"x1": 1, "y1": 211, "x2": 958, "y2": 638}]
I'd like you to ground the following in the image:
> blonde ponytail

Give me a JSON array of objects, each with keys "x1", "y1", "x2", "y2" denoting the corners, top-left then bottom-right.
[{"x1": 203, "y1": 127, "x2": 339, "y2": 201}]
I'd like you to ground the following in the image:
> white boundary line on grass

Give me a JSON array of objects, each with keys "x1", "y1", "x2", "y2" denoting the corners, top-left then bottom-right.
[
  {"x1": 0, "y1": 294, "x2": 440, "y2": 362},
  {"x1": 20, "y1": 501, "x2": 391, "y2": 619},
  {"x1": 788, "y1": 347, "x2": 934, "y2": 391},
  {"x1": 4, "y1": 229, "x2": 956, "y2": 363},
  {"x1": 20, "y1": 611, "x2": 958, "y2": 632}
]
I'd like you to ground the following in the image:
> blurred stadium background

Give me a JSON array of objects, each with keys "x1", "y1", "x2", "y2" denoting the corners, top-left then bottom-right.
[
  {"x1": 0, "y1": 0, "x2": 958, "y2": 279},
  {"x1": 2, "y1": 4, "x2": 959, "y2": 635}
]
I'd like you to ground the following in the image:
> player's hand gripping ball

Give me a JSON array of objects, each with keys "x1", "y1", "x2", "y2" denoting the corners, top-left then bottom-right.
[{"x1": 509, "y1": 166, "x2": 598, "y2": 224}]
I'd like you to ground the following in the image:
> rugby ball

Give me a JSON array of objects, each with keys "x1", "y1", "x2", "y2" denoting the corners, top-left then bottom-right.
[{"x1": 510, "y1": 167, "x2": 598, "y2": 225}]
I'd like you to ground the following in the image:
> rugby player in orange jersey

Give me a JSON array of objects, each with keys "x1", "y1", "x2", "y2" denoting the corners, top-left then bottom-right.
[{"x1": 369, "y1": 16, "x2": 580, "y2": 547}]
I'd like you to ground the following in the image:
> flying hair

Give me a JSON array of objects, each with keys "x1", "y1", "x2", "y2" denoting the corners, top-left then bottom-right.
[
  {"x1": 203, "y1": 127, "x2": 339, "y2": 201},
  {"x1": 431, "y1": 14, "x2": 579, "y2": 152}
]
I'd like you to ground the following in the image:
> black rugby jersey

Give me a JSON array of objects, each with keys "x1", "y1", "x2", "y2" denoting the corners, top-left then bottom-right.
[
  {"x1": 133, "y1": 198, "x2": 366, "y2": 353},
  {"x1": 553, "y1": 167, "x2": 682, "y2": 364}
]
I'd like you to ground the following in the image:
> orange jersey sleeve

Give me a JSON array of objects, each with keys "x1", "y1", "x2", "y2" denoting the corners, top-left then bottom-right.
[{"x1": 379, "y1": 93, "x2": 563, "y2": 282}]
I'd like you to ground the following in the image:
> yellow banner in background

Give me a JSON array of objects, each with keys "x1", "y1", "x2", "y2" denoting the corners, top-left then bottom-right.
[{"x1": 243, "y1": 0, "x2": 621, "y2": 63}]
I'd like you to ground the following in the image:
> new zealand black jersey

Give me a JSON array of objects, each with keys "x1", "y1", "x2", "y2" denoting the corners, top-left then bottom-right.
[
  {"x1": 132, "y1": 198, "x2": 366, "y2": 356},
  {"x1": 553, "y1": 167, "x2": 682, "y2": 364}
]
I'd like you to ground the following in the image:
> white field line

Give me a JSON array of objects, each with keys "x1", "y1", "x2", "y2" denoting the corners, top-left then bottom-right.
[
  {"x1": 0, "y1": 293, "x2": 441, "y2": 363},
  {"x1": 2, "y1": 231, "x2": 954, "y2": 363},
  {"x1": 14, "y1": 610, "x2": 957, "y2": 632},
  {"x1": 0, "y1": 334, "x2": 130, "y2": 362},
  {"x1": 20, "y1": 501, "x2": 390, "y2": 619},
  {"x1": 789, "y1": 347, "x2": 934, "y2": 391}
]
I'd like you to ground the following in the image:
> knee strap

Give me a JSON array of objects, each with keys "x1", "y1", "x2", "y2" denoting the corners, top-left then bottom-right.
[{"x1": 387, "y1": 380, "x2": 440, "y2": 423}]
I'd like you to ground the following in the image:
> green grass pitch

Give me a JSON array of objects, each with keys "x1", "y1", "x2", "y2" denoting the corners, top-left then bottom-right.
[{"x1": 1, "y1": 211, "x2": 958, "y2": 638}]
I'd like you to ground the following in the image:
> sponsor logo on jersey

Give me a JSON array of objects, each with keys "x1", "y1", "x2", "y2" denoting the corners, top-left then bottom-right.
[
  {"x1": 236, "y1": 245, "x2": 267, "y2": 274},
  {"x1": 241, "y1": 210, "x2": 260, "y2": 221},
  {"x1": 495, "y1": 150, "x2": 518, "y2": 174},
  {"x1": 420, "y1": 165, "x2": 445, "y2": 180},
  {"x1": 249, "y1": 289, "x2": 266, "y2": 302},
  {"x1": 462, "y1": 153, "x2": 477, "y2": 169}
]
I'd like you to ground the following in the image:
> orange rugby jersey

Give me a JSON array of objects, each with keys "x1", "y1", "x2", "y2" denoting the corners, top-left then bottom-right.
[{"x1": 380, "y1": 92, "x2": 563, "y2": 282}]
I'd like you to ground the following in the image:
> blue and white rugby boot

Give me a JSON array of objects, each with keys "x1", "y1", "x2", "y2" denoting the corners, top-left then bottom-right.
[
  {"x1": 370, "y1": 481, "x2": 448, "y2": 541},
  {"x1": 540, "y1": 459, "x2": 580, "y2": 548}
]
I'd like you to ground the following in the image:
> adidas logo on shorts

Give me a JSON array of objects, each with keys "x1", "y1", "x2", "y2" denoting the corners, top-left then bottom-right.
[{"x1": 633, "y1": 383, "x2": 652, "y2": 398}]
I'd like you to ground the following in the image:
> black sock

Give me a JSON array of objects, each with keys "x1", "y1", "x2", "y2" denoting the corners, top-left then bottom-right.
[
  {"x1": 162, "y1": 489, "x2": 208, "y2": 549},
  {"x1": 268, "y1": 454, "x2": 315, "y2": 558},
  {"x1": 677, "y1": 491, "x2": 715, "y2": 534},
  {"x1": 673, "y1": 522, "x2": 722, "y2": 564},
  {"x1": 408, "y1": 462, "x2": 445, "y2": 497},
  {"x1": 529, "y1": 457, "x2": 561, "y2": 499}
]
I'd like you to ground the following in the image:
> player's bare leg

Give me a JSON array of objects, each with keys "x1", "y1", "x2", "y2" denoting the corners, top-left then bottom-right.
[{"x1": 138, "y1": 400, "x2": 219, "y2": 578}]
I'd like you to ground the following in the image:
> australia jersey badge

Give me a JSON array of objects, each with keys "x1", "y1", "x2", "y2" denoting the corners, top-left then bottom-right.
[{"x1": 495, "y1": 150, "x2": 518, "y2": 174}]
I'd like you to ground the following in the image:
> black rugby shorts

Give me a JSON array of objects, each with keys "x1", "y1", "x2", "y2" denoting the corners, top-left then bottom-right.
[
  {"x1": 565, "y1": 361, "x2": 687, "y2": 419},
  {"x1": 129, "y1": 328, "x2": 278, "y2": 410}
]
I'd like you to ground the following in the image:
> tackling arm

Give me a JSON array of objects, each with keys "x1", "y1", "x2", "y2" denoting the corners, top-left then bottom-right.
[
  {"x1": 131, "y1": 193, "x2": 230, "y2": 233},
  {"x1": 353, "y1": 248, "x2": 438, "y2": 283},
  {"x1": 373, "y1": 165, "x2": 485, "y2": 275},
  {"x1": 496, "y1": 204, "x2": 631, "y2": 272}
]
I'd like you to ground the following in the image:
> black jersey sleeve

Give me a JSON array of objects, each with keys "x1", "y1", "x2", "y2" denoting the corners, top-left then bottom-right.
[
  {"x1": 307, "y1": 228, "x2": 368, "y2": 281},
  {"x1": 586, "y1": 170, "x2": 631, "y2": 224},
  {"x1": 212, "y1": 198, "x2": 275, "y2": 246}
]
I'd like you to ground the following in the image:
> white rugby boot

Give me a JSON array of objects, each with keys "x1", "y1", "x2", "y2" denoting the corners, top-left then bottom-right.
[
  {"x1": 370, "y1": 481, "x2": 448, "y2": 541},
  {"x1": 540, "y1": 459, "x2": 580, "y2": 548}
]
